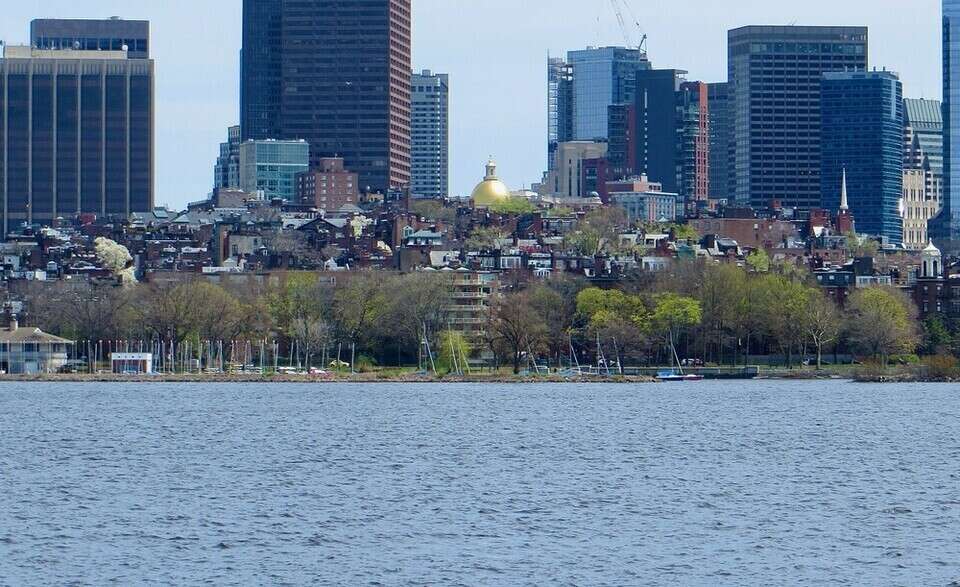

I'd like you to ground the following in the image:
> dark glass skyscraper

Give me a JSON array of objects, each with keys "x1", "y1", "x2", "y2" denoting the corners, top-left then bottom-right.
[
  {"x1": 821, "y1": 71, "x2": 903, "y2": 244},
  {"x1": 931, "y1": 0, "x2": 960, "y2": 247},
  {"x1": 728, "y1": 26, "x2": 868, "y2": 211},
  {"x1": 0, "y1": 45, "x2": 154, "y2": 235},
  {"x1": 707, "y1": 82, "x2": 733, "y2": 199},
  {"x1": 241, "y1": 0, "x2": 411, "y2": 194},
  {"x1": 631, "y1": 69, "x2": 709, "y2": 207}
]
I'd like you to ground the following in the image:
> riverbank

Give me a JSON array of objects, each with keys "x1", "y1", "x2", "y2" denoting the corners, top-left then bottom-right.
[{"x1": 0, "y1": 372, "x2": 659, "y2": 384}]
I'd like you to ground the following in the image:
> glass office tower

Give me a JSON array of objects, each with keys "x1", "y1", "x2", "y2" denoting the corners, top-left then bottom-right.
[
  {"x1": 567, "y1": 46, "x2": 650, "y2": 141},
  {"x1": 931, "y1": 0, "x2": 960, "y2": 246},
  {"x1": 821, "y1": 71, "x2": 904, "y2": 244},
  {"x1": 239, "y1": 139, "x2": 309, "y2": 201},
  {"x1": 0, "y1": 45, "x2": 154, "y2": 235}
]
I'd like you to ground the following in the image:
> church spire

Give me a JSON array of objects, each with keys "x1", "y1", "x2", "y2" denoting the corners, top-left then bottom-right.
[{"x1": 839, "y1": 167, "x2": 849, "y2": 211}]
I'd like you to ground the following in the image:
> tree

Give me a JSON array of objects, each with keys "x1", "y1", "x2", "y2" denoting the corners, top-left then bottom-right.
[
  {"x1": 486, "y1": 290, "x2": 548, "y2": 374},
  {"x1": 845, "y1": 287, "x2": 919, "y2": 366},
  {"x1": 410, "y1": 199, "x2": 457, "y2": 224},
  {"x1": 745, "y1": 249, "x2": 771, "y2": 273},
  {"x1": 650, "y1": 294, "x2": 702, "y2": 368},
  {"x1": 921, "y1": 316, "x2": 954, "y2": 356},
  {"x1": 803, "y1": 290, "x2": 840, "y2": 369},
  {"x1": 437, "y1": 330, "x2": 472, "y2": 375},
  {"x1": 464, "y1": 226, "x2": 504, "y2": 251},
  {"x1": 489, "y1": 198, "x2": 536, "y2": 215},
  {"x1": 331, "y1": 272, "x2": 388, "y2": 352},
  {"x1": 378, "y1": 272, "x2": 452, "y2": 364},
  {"x1": 292, "y1": 317, "x2": 332, "y2": 369},
  {"x1": 697, "y1": 263, "x2": 748, "y2": 365},
  {"x1": 565, "y1": 207, "x2": 628, "y2": 256}
]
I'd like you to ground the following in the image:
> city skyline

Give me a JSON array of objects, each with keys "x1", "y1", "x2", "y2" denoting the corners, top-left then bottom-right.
[{"x1": 0, "y1": 0, "x2": 943, "y2": 208}]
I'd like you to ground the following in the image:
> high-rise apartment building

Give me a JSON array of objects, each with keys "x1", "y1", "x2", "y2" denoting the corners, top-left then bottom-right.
[
  {"x1": 567, "y1": 46, "x2": 651, "y2": 141},
  {"x1": 931, "y1": 0, "x2": 960, "y2": 247},
  {"x1": 238, "y1": 139, "x2": 309, "y2": 201},
  {"x1": 707, "y1": 82, "x2": 733, "y2": 200},
  {"x1": 903, "y1": 98, "x2": 944, "y2": 249},
  {"x1": 728, "y1": 26, "x2": 868, "y2": 210},
  {"x1": 215, "y1": 125, "x2": 242, "y2": 190},
  {"x1": 0, "y1": 44, "x2": 154, "y2": 234},
  {"x1": 31, "y1": 18, "x2": 150, "y2": 59},
  {"x1": 240, "y1": 0, "x2": 411, "y2": 194},
  {"x1": 821, "y1": 70, "x2": 903, "y2": 244},
  {"x1": 410, "y1": 70, "x2": 448, "y2": 199},
  {"x1": 607, "y1": 103, "x2": 636, "y2": 180}
]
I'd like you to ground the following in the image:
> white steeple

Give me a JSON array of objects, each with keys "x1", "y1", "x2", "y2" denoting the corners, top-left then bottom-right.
[
  {"x1": 921, "y1": 240, "x2": 942, "y2": 279},
  {"x1": 839, "y1": 167, "x2": 849, "y2": 211}
]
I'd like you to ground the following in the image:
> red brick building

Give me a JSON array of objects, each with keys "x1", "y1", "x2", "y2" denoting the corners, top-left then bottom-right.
[{"x1": 297, "y1": 158, "x2": 359, "y2": 212}]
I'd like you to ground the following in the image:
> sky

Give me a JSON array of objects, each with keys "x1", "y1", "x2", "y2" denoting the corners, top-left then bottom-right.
[{"x1": 0, "y1": 0, "x2": 944, "y2": 209}]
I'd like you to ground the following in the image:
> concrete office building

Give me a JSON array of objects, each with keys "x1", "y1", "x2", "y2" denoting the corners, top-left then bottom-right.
[
  {"x1": 707, "y1": 82, "x2": 733, "y2": 200},
  {"x1": 903, "y1": 98, "x2": 944, "y2": 249},
  {"x1": 728, "y1": 26, "x2": 868, "y2": 211},
  {"x1": 214, "y1": 125, "x2": 241, "y2": 190},
  {"x1": 931, "y1": 0, "x2": 960, "y2": 247},
  {"x1": 31, "y1": 18, "x2": 150, "y2": 59},
  {"x1": 240, "y1": 0, "x2": 411, "y2": 194},
  {"x1": 821, "y1": 70, "x2": 903, "y2": 245},
  {"x1": 410, "y1": 70, "x2": 448, "y2": 199},
  {"x1": 542, "y1": 141, "x2": 608, "y2": 199},
  {"x1": 0, "y1": 45, "x2": 154, "y2": 234},
  {"x1": 238, "y1": 139, "x2": 309, "y2": 201},
  {"x1": 296, "y1": 157, "x2": 358, "y2": 212}
]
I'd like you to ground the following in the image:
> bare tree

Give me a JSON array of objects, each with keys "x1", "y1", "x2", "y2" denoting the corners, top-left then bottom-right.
[{"x1": 486, "y1": 290, "x2": 548, "y2": 374}]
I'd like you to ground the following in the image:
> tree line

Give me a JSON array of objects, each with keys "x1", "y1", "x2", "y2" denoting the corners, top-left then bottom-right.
[{"x1": 18, "y1": 257, "x2": 943, "y2": 373}]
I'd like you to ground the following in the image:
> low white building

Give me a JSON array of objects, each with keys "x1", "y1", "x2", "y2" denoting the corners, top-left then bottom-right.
[{"x1": 0, "y1": 320, "x2": 73, "y2": 374}]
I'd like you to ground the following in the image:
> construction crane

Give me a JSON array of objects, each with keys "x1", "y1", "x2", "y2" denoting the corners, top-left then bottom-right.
[{"x1": 609, "y1": 0, "x2": 647, "y2": 53}]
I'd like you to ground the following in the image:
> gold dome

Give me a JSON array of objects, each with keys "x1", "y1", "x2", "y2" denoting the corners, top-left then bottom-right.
[{"x1": 471, "y1": 160, "x2": 511, "y2": 207}]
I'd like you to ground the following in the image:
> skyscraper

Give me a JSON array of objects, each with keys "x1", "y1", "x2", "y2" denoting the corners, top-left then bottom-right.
[
  {"x1": 214, "y1": 125, "x2": 241, "y2": 190},
  {"x1": 631, "y1": 69, "x2": 709, "y2": 207},
  {"x1": 31, "y1": 18, "x2": 150, "y2": 59},
  {"x1": 567, "y1": 46, "x2": 651, "y2": 141},
  {"x1": 728, "y1": 26, "x2": 868, "y2": 211},
  {"x1": 821, "y1": 70, "x2": 903, "y2": 244},
  {"x1": 902, "y1": 98, "x2": 944, "y2": 249},
  {"x1": 240, "y1": 0, "x2": 411, "y2": 194},
  {"x1": 931, "y1": 0, "x2": 960, "y2": 246},
  {"x1": 707, "y1": 82, "x2": 733, "y2": 200},
  {"x1": 410, "y1": 70, "x2": 449, "y2": 199},
  {"x1": 0, "y1": 44, "x2": 154, "y2": 234},
  {"x1": 547, "y1": 57, "x2": 574, "y2": 170}
]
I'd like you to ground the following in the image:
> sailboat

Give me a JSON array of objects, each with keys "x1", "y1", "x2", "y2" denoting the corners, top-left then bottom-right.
[{"x1": 656, "y1": 344, "x2": 704, "y2": 382}]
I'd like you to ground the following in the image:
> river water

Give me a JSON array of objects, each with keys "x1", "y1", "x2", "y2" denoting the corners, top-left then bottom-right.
[{"x1": 0, "y1": 381, "x2": 958, "y2": 586}]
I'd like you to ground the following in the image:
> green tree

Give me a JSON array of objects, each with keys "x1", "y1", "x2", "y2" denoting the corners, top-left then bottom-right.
[
  {"x1": 489, "y1": 198, "x2": 536, "y2": 215},
  {"x1": 436, "y1": 330, "x2": 472, "y2": 375},
  {"x1": 921, "y1": 316, "x2": 954, "y2": 356},
  {"x1": 845, "y1": 287, "x2": 919, "y2": 366},
  {"x1": 746, "y1": 249, "x2": 771, "y2": 273},
  {"x1": 464, "y1": 226, "x2": 504, "y2": 251},
  {"x1": 651, "y1": 293, "x2": 702, "y2": 368}
]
